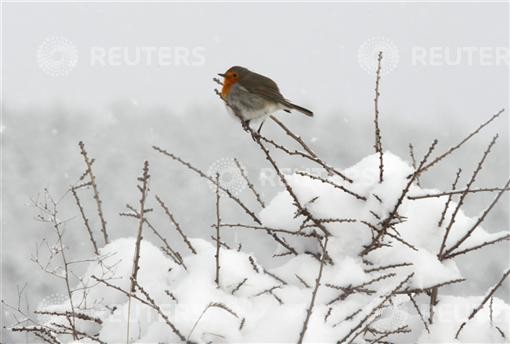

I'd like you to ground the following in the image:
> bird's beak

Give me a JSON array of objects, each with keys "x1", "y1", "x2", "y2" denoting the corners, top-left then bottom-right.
[{"x1": 217, "y1": 73, "x2": 226, "y2": 78}]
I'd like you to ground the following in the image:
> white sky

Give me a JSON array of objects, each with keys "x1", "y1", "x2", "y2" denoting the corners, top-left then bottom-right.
[{"x1": 3, "y1": 2, "x2": 509, "y2": 127}]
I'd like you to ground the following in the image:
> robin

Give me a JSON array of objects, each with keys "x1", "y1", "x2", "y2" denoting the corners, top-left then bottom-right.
[{"x1": 218, "y1": 66, "x2": 313, "y2": 125}]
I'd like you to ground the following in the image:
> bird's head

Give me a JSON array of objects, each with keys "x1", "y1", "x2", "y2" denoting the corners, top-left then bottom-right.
[{"x1": 218, "y1": 66, "x2": 250, "y2": 97}]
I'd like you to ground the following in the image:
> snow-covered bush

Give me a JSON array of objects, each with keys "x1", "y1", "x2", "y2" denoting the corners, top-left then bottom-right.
[{"x1": 5, "y1": 59, "x2": 509, "y2": 343}]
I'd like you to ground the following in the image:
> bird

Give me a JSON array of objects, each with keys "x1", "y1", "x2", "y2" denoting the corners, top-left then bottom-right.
[{"x1": 217, "y1": 66, "x2": 313, "y2": 126}]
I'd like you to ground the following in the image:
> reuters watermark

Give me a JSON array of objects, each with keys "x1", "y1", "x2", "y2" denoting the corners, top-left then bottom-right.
[
  {"x1": 37, "y1": 35, "x2": 207, "y2": 76},
  {"x1": 358, "y1": 37, "x2": 509, "y2": 74},
  {"x1": 358, "y1": 37, "x2": 400, "y2": 76},
  {"x1": 207, "y1": 157, "x2": 248, "y2": 196},
  {"x1": 37, "y1": 36, "x2": 78, "y2": 77},
  {"x1": 412, "y1": 46, "x2": 509, "y2": 66},
  {"x1": 90, "y1": 46, "x2": 206, "y2": 67}
]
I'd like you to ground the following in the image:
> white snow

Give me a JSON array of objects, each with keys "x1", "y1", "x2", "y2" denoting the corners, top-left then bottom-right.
[{"x1": 35, "y1": 152, "x2": 509, "y2": 343}]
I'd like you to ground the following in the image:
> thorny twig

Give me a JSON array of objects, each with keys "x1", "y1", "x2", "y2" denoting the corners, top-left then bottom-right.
[
  {"x1": 455, "y1": 268, "x2": 510, "y2": 339},
  {"x1": 71, "y1": 186, "x2": 99, "y2": 255},
  {"x1": 78, "y1": 141, "x2": 109, "y2": 244},
  {"x1": 234, "y1": 158, "x2": 265, "y2": 208},
  {"x1": 410, "y1": 108, "x2": 504, "y2": 178},
  {"x1": 155, "y1": 195, "x2": 196, "y2": 255},
  {"x1": 152, "y1": 145, "x2": 261, "y2": 224},
  {"x1": 408, "y1": 144, "x2": 421, "y2": 186},
  {"x1": 337, "y1": 273, "x2": 414, "y2": 343},
  {"x1": 297, "y1": 236, "x2": 329, "y2": 344},
  {"x1": 438, "y1": 135, "x2": 499, "y2": 260},
  {"x1": 374, "y1": 51, "x2": 384, "y2": 183},
  {"x1": 214, "y1": 173, "x2": 221, "y2": 287},
  {"x1": 437, "y1": 168, "x2": 462, "y2": 228}
]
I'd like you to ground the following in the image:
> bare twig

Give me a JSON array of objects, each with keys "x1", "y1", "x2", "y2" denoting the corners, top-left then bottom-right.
[
  {"x1": 214, "y1": 173, "x2": 221, "y2": 288},
  {"x1": 438, "y1": 136, "x2": 499, "y2": 259},
  {"x1": 297, "y1": 236, "x2": 329, "y2": 344},
  {"x1": 443, "y1": 176, "x2": 510, "y2": 258},
  {"x1": 361, "y1": 140, "x2": 437, "y2": 256},
  {"x1": 455, "y1": 268, "x2": 510, "y2": 339},
  {"x1": 374, "y1": 51, "x2": 384, "y2": 183},
  {"x1": 152, "y1": 145, "x2": 261, "y2": 224},
  {"x1": 269, "y1": 115, "x2": 353, "y2": 183},
  {"x1": 408, "y1": 187, "x2": 510, "y2": 200},
  {"x1": 231, "y1": 278, "x2": 248, "y2": 295},
  {"x1": 78, "y1": 141, "x2": 109, "y2": 244},
  {"x1": 408, "y1": 144, "x2": 421, "y2": 186},
  {"x1": 442, "y1": 233, "x2": 510, "y2": 260},
  {"x1": 337, "y1": 273, "x2": 414, "y2": 343},
  {"x1": 187, "y1": 302, "x2": 240, "y2": 342},
  {"x1": 234, "y1": 158, "x2": 265, "y2": 208},
  {"x1": 130, "y1": 161, "x2": 150, "y2": 293},
  {"x1": 155, "y1": 195, "x2": 196, "y2": 255},
  {"x1": 397, "y1": 278, "x2": 465, "y2": 294},
  {"x1": 411, "y1": 108, "x2": 504, "y2": 178},
  {"x1": 364, "y1": 262, "x2": 413, "y2": 273},
  {"x1": 438, "y1": 168, "x2": 462, "y2": 228},
  {"x1": 71, "y1": 186, "x2": 99, "y2": 255},
  {"x1": 407, "y1": 293, "x2": 430, "y2": 333},
  {"x1": 131, "y1": 278, "x2": 187, "y2": 342},
  {"x1": 295, "y1": 171, "x2": 366, "y2": 201},
  {"x1": 127, "y1": 161, "x2": 150, "y2": 344}
]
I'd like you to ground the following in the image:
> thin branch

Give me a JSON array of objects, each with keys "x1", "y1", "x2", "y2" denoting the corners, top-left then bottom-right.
[
  {"x1": 152, "y1": 145, "x2": 261, "y2": 224},
  {"x1": 269, "y1": 115, "x2": 353, "y2": 183},
  {"x1": 411, "y1": 108, "x2": 504, "y2": 178},
  {"x1": 374, "y1": 51, "x2": 384, "y2": 183},
  {"x1": 408, "y1": 187, "x2": 510, "y2": 200},
  {"x1": 297, "y1": 236, "x2": 329, "y2": 344},
  {"x1": 364, "y1": 262, "x2": 413, "y2": 274},
  {"x1": 407, "y1": 293, "x2": 430, "y2": 333},
  {"x1": 438, "y1": 168, "x2": 462, "y2": 228},
  {"x1": 70, "y1": 186, "x2": 99, "y2": 255},
  {"x1": 131, "y1": 278, "x2": 187, "y2": 342},
  {"x1": 443, "y1": 176, "x2": 510, "y2": 258},
  {"x1": 337, "y1": 273, "x2": 414, "y2": 343},
  {"x1": 361, "y1": 140, "x2": 437, "y2": 256},
  {"x1": 408, "y1": 144, "x2": 421, "y2": 186},
  {"x1": 439, "y1": 135, "x2": 499, "y2": 259},
  {"x1": 443, "y1": 233, "x2": 510, "y2": 260},
  {"x1": 455, "y1": 268, "x2": 510, "y2": 339},
  {"x1": 130, "y1": 161, "x2": 150, "y2": 293},
  {"x1": 234, "y1": 158, "x2": 265, "y2": 208},
  {"x1": 78, "y1": 141, "x2": 109, "y2": 244},
  {"x1": 214, "y1": 173, "x2": 221, "y2": 288},
  {"x1": 155, "y1": 195, "x2": 196, "y2": 255},
  {"x1": 295, "y1": 171, "x2": 366, "y2": 201}
]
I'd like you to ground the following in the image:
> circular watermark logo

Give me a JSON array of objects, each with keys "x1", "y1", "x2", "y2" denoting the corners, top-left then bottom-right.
[
  {"x1": 206, "y1": 158, "x2": 247, "y2": 196},
  {"x1": 35, "y1": 292, "x2": 69, "y2": 323},
  {"x1": 37, "y1": 36, "x2": 78, "y2": 77},
  {"x1": 358, "y1": 37, "x2": 399, "y2": 75}
]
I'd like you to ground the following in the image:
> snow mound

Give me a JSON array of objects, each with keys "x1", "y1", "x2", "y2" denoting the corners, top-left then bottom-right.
[{"x1": 39, "y1": 153, "x2": 509, "y2": 343}]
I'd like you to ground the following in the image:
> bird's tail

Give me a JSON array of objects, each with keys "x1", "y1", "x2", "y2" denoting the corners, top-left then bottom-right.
[{"x1": 284, "y1": 101, "x2": 313, "y2": 117}]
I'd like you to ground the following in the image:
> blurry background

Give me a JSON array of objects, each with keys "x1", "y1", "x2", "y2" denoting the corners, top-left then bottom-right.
[{"x1": 2, "y1": 2, "x2": 509, "y2": 337}]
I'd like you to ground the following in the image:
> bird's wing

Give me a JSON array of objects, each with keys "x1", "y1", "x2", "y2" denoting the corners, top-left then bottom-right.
[{"x1": 241, "y1": 72, "x2": 288, "y2": 104}]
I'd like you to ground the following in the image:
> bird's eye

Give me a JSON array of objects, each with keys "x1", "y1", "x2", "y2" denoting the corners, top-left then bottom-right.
[{"x1": 232, "y1": 73, "x2": 238, "y2": 78}]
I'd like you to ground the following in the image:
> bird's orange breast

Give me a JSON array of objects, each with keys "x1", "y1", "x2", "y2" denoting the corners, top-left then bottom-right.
[{"x1": 221, "y1": 78, "x2": 238, "y2": 99}]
